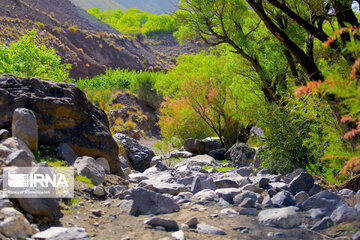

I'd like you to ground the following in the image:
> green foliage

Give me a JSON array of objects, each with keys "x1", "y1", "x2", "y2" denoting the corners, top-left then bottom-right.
[
  {"x1": 87, "y1": 7, "x2": 177, "y2": 36},
  {"x1": 76, "y1": 175, "x2": 94, "y2": 187},
  {"x1": 34, "y1": 150, "x2": 68, "y2": 167},
  {"x1": 202, "y1": 166, "x2": 236, "y2": 172},
  {"x1": 0, "y1": 29, "x2": 71, "y2": 81}
]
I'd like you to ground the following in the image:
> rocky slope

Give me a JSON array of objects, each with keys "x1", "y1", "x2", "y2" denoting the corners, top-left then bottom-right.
[{"x1": 0, "y1": 0, "x2": 167, "y2": 79}]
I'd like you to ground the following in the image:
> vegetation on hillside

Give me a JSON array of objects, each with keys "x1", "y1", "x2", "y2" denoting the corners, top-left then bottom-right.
[{"x1": 87, "y1": 7, "x2": 177, "y2": 36}]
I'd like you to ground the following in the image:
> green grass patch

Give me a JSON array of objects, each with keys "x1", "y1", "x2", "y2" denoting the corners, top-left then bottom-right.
[
  {"x1": 202, "y1": 166, "x2": 236, "y2": 172},
  {"x1": 76, "y1": 175, "x2": 94, "y2": 187}
]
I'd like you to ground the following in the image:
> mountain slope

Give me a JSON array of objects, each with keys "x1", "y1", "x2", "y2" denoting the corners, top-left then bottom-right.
[
  {"x1": 70, "y1": 0, "x2": 126, "y2": 11},
  {"x1": 0, "y1": 0, "x2": 167, "y2": 79}
]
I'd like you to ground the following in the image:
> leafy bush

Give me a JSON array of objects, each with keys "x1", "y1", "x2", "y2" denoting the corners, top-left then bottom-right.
[{"x1": 0, "y1": 29, "x2": 71, "y2": 81}]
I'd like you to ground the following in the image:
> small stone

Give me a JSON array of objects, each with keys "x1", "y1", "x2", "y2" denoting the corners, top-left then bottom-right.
[
  {"x1": 185, "y1": 217, "x2": 199, "y2": 227},
  {"x1": 144, "y1": 217, "x2": 179, "y2": 231},
  {"x1": 241, "y1": 184, "x2": 262, "y2": 194},
  {"x1": 311, "y1": 217, "x2": 334, "y2": 231},
  {"x1": 258, "y1": 178, "x2": 270, "y2": 188},
  {"x1": 91, "y1": 209, "x2": 102, "y2": 217},
  {"x1": 295, "y1": 191, "x2": 309, "y2": 205},
  {"x1": 93, "y1": 222, "x2": 99, "y2": 227},
  {"x1": 221, "y1": 208, "x2": 237, "y2": 215},
  {"x1": 196, "y1": 223, "x2": 226, "y2": 235},
  {"x1": 275, "y1": 232, "x2": 284, "y2": 237},
  {"x1": 267, "y1": 232, "x2": 274, "y2": 237},
  {"x1": 239, "y1": 208, "x2": 258, "y2": 216},
  {"x1": 171, "y1": 230, "x2": 185, "y2": 240},
  {"x1": 96, "y1": 157, "x2": 111, "y2": 173},
  {"x1": 93, "y1": 186, "x2": 105, "y2": 197},
  {"x1": 239, "y1": 198, "x2": 256, "y2": 208},
  {"x1": 271, "y1": 191, "x2": 296, "y2": 207},
  {"x1": 236, "y1": 167, "x2": 254, "y2": 177},
  {"x1": 289, "y1": 172, "x2": 314, "y2": 195},
  {"x1": 31, "y1": 227, "x2": 89, "y2": 240},
  {"x1": 0, "y1": 129, "x2": 10, "y2": 140}
]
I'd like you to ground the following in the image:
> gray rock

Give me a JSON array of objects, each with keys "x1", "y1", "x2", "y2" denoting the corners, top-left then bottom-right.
[
  {"x1": 144, "y1": 217, "x2": 179, "y2": 230},
  {"x1": 0, "y1": 129, "x2": 10, "y2": 140},
  {"x1": 225, "y1": 143, "x2": 255, "y2": 168},
  {"x1": 93, "y1": 186, "x2": 105, "y2": 197},
  {"x1": 0, "y1": 198, "x2": 12, "y2": 210},
  {"x1": 214, "y1": 179, "x2": 239, "y2": 189},
  {"x1": 269, "y1": 182, "x2": 289, "y2": 192},
  {"x1": 239, "y1": 198, "x2": 256, "y2": 208},
  {"x1": 207, "y1": 168, "x2": 218, "y2": 173},
  {"x1": 287, "y1": 168, "x2": 306, "y2": 180},
  {"x1": 0, "y1": 137, "x2": 35, "y2": 162},
  {"x1": 119, "y1": 156, "x2": 129, "y2": 169},
  {"x1": 139, "y1": 180, "x2": 188, "y2": 195},
  {"x1": 12, "y1": 108, "x2": 38, "y2": 151},
  {"x1": 123, "y1": 188, "x2": 180, "y2": 215},
  {"x1": 170, "y1": 149, "x2": 196, "y2": 159},
  {"x1": 91, "y1": 209, "x2": 102, "y2": 217},
  {"x1": 241, "y1": 184, "x2": 262, "y2": 194},
  {"x1": 258, "y1": 207, "x2": 301, "y2": 228},
  {"x1": 118, "y1": 200, "x2": 137, "y2": 216},
  {"x1": 5, "y1": 150, "x2": 34, "y2": 167},
  {"x1": 32, "y1": 227, "x2": 89, "y2": 240},
  {"x1": 207, "y1": 148, "x2": 227, "y2": 160},
  {"x1": 178, "y1": 155, "x2": 219, "y2": 168},
  {"x1": 154, "y1": 161, "x2": 169, "y2": 171},
  {"x1": 114, "y1": 133, "x2": 155, "y2": 172},
  {"x1": 308, "y1": 208, "x2": 327, "y2": 219},
  {"x1": 191, "y1": 175, "x2": 216, "y2": 194},
  {"x1": 262, "y1": 195, "x2": 273, "y2": 208},
  {"x1": 0, "y1": 207, "x2": 35, "y2": 238},
  {"x1": 355, "y1": 203, "x2": 360, "y2": 212},
  {"x1": 258, "y1": 178, "x2": 270, "y2": 188},
  {"x1": 184, "y1": 138, "x2": 222, "y2": 154},
  {"x1": 338, "y1": 189, "x2": 356, "y2": 199},
  {"x1": 175, "y1": 192, "x2": 193, "y2": 202},
  {"x1": 289, "y1": 172, "x2": 314, "y2": 195},
  {"x1": 185, "y1": 217, "x2": 199, "y2": 227},
  {"x1": 353, "y1": 231, "x2": 360, "y2": 240},
  {"x1": 108, "y1": 185, "x2": 127, "y2": 196},
  {"x1": 302, "y1": 190, "x2": 349, "y2": 216},
  {"x1": 271, "y1": 191, "x2": 296, "y2": 207},
  {"x1": 236, "y1": 167, "x2": 254, "y2": 177},
  {"x1": 234, "y1": 191, "x2": 259, "y2": 205},
  {"x1": 330, "y1": 205, "x2": 360, "y2": 223},
  {"x1": 189, "y1": 165, "x2": 207, "y2": 173},
  {"x1": 193, "y1": 189, "x2": 216, "y2": 201},
  {"x1": 295, "y1": 191, "x2": 310, "y2": 205},
  {"x1": 56, "y1": 143, "x2": 77, "y2": 165},
  {"x1": 17, "y1": 198, "x2": 58, "y2": 216},
  {"x1": 215, "y1": 188, "x2": 242, "y2": 202},
  {"x1": 172, "y1": 230, "x2": 185, "y2": 240},
  {"x1": 96, "y1": 157, "x2": 111, "y2": 173},
  {"x1": 308, "y1": 184, "x2": 323, "y2": 196},
  {"x1": 196, "y1": 223, "x2": 226, "y2": 235},
  {"x1": 356, "y1": 190, "x2": 360, "y2": 204},
  {"x1": 239, "y1": 208, "x2": 258, "y2": 216},
  {"x1": 74, "y1": 156, "x2": 105, "y2": 186},
  {"x1": 311, "y1": 217, "x2": 334, "y2": 230}
]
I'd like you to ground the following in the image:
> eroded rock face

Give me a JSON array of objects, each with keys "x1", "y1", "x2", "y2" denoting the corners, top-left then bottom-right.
[{"x1": 0, "y1": 74, "x2": 122, "y2": 176}]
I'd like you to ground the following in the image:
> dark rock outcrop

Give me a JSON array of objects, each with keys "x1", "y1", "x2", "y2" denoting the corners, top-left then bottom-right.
[
  {"x1": 184, "y1": 138, "x2": 222, "y2": 154},
  {"x1": 0, "y1": 75, "x2": 122, "y2": 176}
]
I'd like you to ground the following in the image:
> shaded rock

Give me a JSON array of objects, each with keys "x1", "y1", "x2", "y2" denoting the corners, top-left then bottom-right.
[
  {"x1": 239, "y1": 208, "x2": 258, "y2": 216},
  {"x1": 289, "y1": 172, "x2": 314, "y2": 195},
  {"x1": 196, "y1": 223, "x2": 226, "y2": 235},
  {"x1": 0, "y1": 198, "x2": 12, "y2": 210},
  {"x1": 184, "y1": 138, "x2": 222, "y2": 154},
  {"x1": 330, "y1": 205, "x2": 360, "y2": 223},
  {"x1": 119, "y1": 156, "x2": 129, "y2": 169},
  {"x1": 239, "y1": 198, "x2": 256, "y2": 208},
  {"x1": 123, "y1": 188, "x2": 180, "y2": 215},
  {"x1": 139, "y1": 180, "x2": 188, "y2": 195},
  {"x1": 234, "y1": 191, "x2": 259, "y2": 205},
  {"x1": 258, "y1": 178, "x2": 270, "y2": 188},
  {"x1": 32, "y1": 227, "x2": 89, "y2": 240},
  {"x1": 287, "y1": 168, "x2": 306, "y2": 180},
  {"x1": 144, "y1": 217, "x2": 179, "y2": 231},
  {"x1": 262, "y1": 195, "x2": 273, "y2": 208},
  {"x1": 311, "y1": 217, "x2": 334, "y2": 231},
  {"x1": 295, "y1": 191, "x2": 309, "y2": 205},
  {"x1": 17, "y1": 198, "x2": 58, "y2": 216},
  {"x1": 74, "y1": 156, "x2": 105, "y2": 186},
  {"x1": 0, "y1": 75, "x2": 121, "y2": 176},
  {"x1": 214, "y1": 179, "x2": 239, "y2": 189},
  {"x1": 356, "y1": 190, "x2": 360, "y2": 204},
  {"x1": 308, "y1": 208, "x2": 327, "y2": 219},
  {"x1": 207, "y1": 148, "x2": 227, "y2": 160},
  {"x1": 221, "y1": 208, "x2": 238, "y2": 215},
  {"x1": 96, "y1": 157, "x2": 110, "y2": 173},
  {"x1": 241, "y1": 184, "x2": 262, "y2": 194},
  {"x1": 170, "y1": 149, "x2": 195, "y2": 159},
  {"x1": 225, "y1": 143, "x2": 255, "y2": 168},
  {"x1": 258, "y1": 168, "x2": 270, "y2": 175},
  {"x1": 185, "y1": 217, "x2": 199, "y2": 227},
  {"x1": 118, "y1": 200, "x2": 137, "y2": 216},
  {"x1": 12, "y1": 108, "x2": 38, "y2": 151},
  {"x1": 308, "y1": 184, "x2": 323, "y2": 196},
  {"x1": 0, "y1": 129, "x2": 10, "y2": 140},
  {"x1": 236, "y1": 167, "x2": 254, "y2": 177},
  {"x1": 0, "y1": 137, "x2": 35, "y2": 162},
  {"x1": 177, "y1": 155, "x2": 218, "y2": 169},
  {"x1": 155, "y1": 161, "x2": 169, "y2": 171},
  {"x1": 114, "y1": 133, "x2": 155, "y2": 172},
  {"x1": 302, "y1": 190, "x2": 349, "y2": 216},
  {"x1": 5, "y1": 149, "x2": 35, "y2": 167},
  {"x1": 268, "y1": 182, "x2": 289, "y2": 192},
  {"x1": 56, "y1": 143, "x2": 77, "y2": 165},
  {"x1": 191, "y1": 175, "x2": 216, "y2": 194},
  {"x1": 175, "y1": 192, "x2": 193, "y2": 202},
  {"x1": 258, "y1": 207, "x2": 301, "y2": 228},
  {"x1": 215, "y1": 188, "x2": 242, "y2": 202},
  {"x1": 271, "y1": 191, "x2": 296, "y2": 207}
]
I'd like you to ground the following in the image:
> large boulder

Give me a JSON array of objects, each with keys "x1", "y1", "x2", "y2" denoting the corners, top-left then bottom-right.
[
  {"x1": 184, "y1": 138, "x2": 222, "y2": 154},
  {"x1": 114, "y1": 133, "x2": 155, "y2": 172},
  {"x1": 225, "y1": 143, "x2": 255, "y2": 167},
  {"x1": 74, "y1": 156, "x2": 105, "y2": 186},
  {"x1": 16, "y1": 198, "x2": 59, "y2": 216},
  {"x1": 0, "y1": 207, "x2": 35, "y2": 239},
  {"x1": 12, "y1": 108, "x2": 38, "y2": 151},
  {"x1": 258, "y1": 207, "x2": 301, "y2": 228},
  {"x1": 0, "y1": 137, "x2": 35, "y2": 162},
  {"x1": 0, "y1": 74, "x2": 122, "y2": 176},
  {"x1": 32, "y1": 227, "x2": 89, "y2": 240}
]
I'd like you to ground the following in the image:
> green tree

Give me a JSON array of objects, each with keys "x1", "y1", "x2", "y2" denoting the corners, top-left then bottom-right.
[{"x1": 0, "y1": 29, "x2": 71, "y2": 81}]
